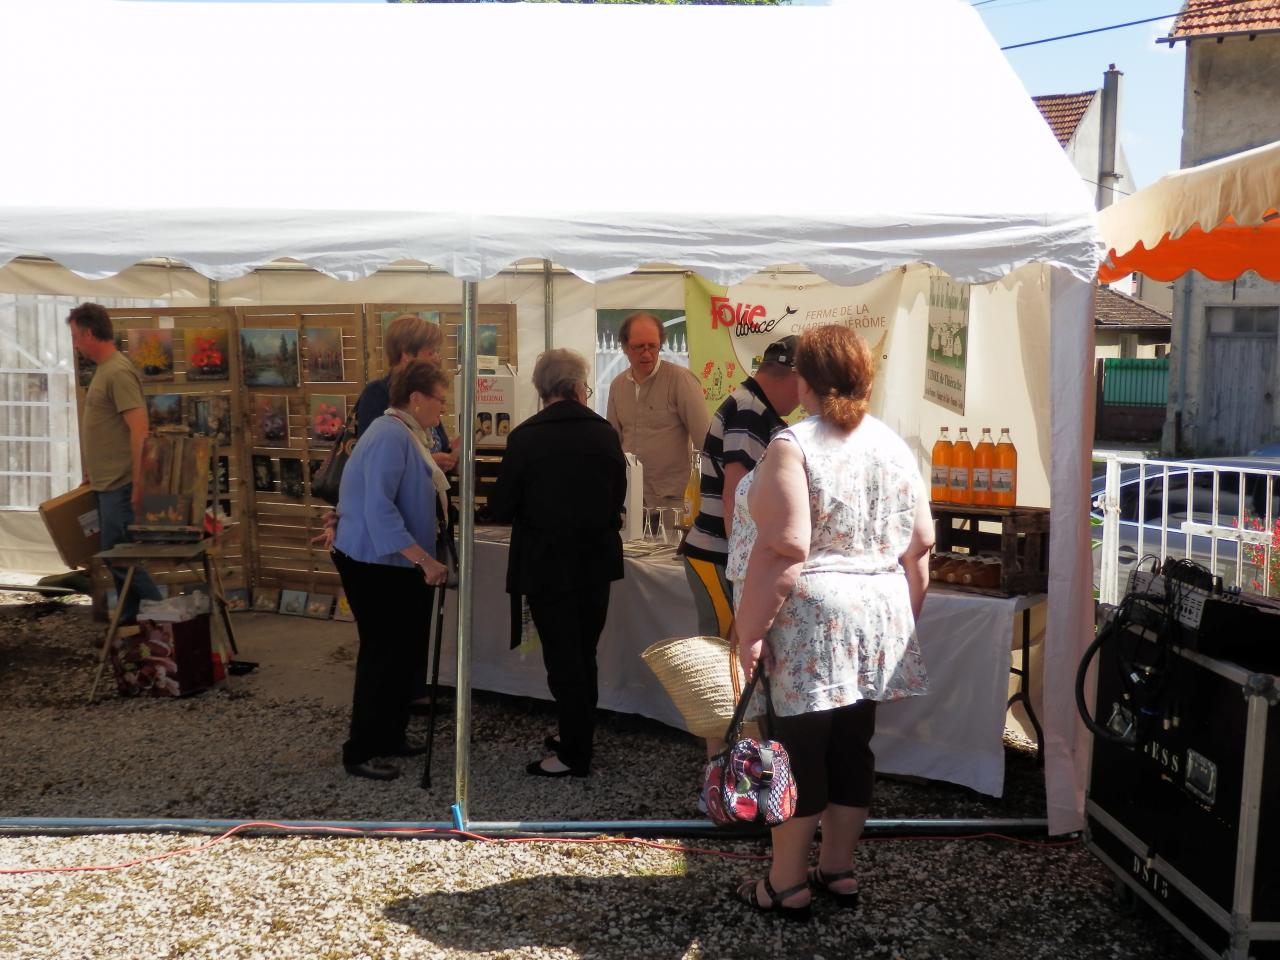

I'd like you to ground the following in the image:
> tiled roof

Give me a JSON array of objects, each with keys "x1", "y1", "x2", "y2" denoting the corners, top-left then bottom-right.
[
  {"x1": 1032, "y1": 92, "x2": 1096, "y2": 147},
  {"x1": 1168, "y1": 0, "x2": 1280, "y2": 40},
  {"x1": 1096, "y1": 285, "x2": 1172, "y2": 328}
]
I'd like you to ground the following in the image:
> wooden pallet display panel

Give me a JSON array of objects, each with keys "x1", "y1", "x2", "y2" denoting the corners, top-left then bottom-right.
[
  {"x1": 366, "y1": 302, "x2": 518, "y2": 440},
  {"x1": 84, "y1": 308, "x2": 247, "y2": 611},
  {"x1": 235, "y1": 305, "x2": 363, "y2": 599},
  {"x1": 929, "y1": 502, "x2": 1050, "y2": 596}
]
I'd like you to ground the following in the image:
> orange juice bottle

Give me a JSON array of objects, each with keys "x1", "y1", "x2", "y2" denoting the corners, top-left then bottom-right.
[
  {"x1": 971, "y1": 427, "x2": 996, "y2": 506},
  {"x1": 930, "y1": 427, "x2": 953, "y2": 502},
  {"x1": 949, "y1": 427, "x2": 974, "y2": 505},
  {"x1": 992, "y1": 427, "x2": 1018, "y2": 507}
]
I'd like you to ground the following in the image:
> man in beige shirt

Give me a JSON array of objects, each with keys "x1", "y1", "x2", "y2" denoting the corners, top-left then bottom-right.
[
  {"x1": 605, "y1": 312, "x2": 710, "y2": 509},
  {"x1": 68, "y1": 302, "x2": 161, "y2": 621}
]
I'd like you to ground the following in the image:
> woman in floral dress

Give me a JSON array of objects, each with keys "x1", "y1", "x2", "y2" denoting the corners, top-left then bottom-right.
[{"x1": 728, "y1": 324, "x2": 935, "y2": 920}]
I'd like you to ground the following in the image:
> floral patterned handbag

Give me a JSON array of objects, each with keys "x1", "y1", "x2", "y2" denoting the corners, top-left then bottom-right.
[{"x1": 701, "y1": 662, "x2": 797, "y2": 826}]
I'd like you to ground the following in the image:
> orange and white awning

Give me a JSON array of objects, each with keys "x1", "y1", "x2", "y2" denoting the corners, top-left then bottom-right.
[{"x1": 1099, "y1": 139, "x2": 1280, "y2": 283}]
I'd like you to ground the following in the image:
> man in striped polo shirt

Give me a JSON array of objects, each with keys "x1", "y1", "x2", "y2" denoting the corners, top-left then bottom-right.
[{"x1": 680, "y1": 336, "x2": 800, "y2": 642}]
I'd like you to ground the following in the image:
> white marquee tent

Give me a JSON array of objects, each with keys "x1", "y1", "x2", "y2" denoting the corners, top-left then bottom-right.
[{"x1": 0, "y1": 0, "x2": 1102, "y2": 834}]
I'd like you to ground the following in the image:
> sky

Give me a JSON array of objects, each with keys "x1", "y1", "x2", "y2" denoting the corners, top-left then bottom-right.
[{"x1": 158, "y1": 0, "x2": 1189, "y2": 191}]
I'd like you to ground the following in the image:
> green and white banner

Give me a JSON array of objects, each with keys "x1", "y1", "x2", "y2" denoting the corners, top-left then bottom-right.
[{"x1": 924, "y1": 275, "x2": 970, "y2": 415}]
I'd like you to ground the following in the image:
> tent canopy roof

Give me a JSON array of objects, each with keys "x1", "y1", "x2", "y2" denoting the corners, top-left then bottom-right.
[
  {"x1": 1098, "y1": 139, "x2": 1280, "y2": 283},
  {"x1": 0, "y1": 0, "x2": 1100, "y2": 287}
]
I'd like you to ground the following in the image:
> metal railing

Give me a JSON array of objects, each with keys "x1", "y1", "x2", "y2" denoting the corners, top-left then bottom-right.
[{"x1": 1095, "y1": 455, "x2": 1280, "y2": 604}]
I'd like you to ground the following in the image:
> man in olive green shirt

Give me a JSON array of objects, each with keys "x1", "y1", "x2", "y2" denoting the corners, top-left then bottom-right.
[
  {"x1": 605, "y1": 312, "x2": 710, "y2": 510},
  {"x1": 68, "y1": 303, "x2": 161, "y2": 621}
]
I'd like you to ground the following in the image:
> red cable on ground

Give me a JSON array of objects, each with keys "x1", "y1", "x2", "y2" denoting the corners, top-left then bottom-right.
[{"x1": 0, "y1": 822, "x2": 1079, "y2": 876}]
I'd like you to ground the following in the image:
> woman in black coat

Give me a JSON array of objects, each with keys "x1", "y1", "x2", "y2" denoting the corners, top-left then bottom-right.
[{"x1": 489, "y1": 348, "x2": 627, "y2": 778}]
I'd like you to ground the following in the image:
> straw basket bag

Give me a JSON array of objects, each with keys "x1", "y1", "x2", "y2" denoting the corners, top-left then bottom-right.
[{"x1": 641, "y1": 629, "x2": 753, "y2": 740}]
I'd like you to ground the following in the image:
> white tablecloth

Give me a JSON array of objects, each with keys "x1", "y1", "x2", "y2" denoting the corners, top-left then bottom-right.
[{"x1": 437, "y1": 532, "x2": 1042, "y2": 797}]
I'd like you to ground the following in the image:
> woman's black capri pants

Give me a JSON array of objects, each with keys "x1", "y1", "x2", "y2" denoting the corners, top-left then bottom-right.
[{"x1": 770, "y1": 699, "x2": 877, "y2": 818}]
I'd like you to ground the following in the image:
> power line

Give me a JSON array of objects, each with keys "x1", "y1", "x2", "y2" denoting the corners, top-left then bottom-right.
[
  {"x1": 1002, "y1": 12, "x2": 1178, "y2": 50},
  {"x1": 998, "y1": 0, "x2": 1256, "y2": 52}
]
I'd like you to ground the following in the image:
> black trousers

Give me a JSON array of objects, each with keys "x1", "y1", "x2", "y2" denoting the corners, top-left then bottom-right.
[
  {"x1": 333, "y1": 549, "x2": 434, "y2": 766},
  {"x1": 527, "y1": 583, "x2": 612, "y2": 774}
]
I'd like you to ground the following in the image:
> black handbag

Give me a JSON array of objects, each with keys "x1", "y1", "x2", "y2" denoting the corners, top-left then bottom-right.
[{"x1": 311, "y1": 411, "x2": 357, "y2": 506}]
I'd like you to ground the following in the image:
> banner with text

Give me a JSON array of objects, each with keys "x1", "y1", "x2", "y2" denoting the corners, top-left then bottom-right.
[
  {"x1": 924, "y1": 276, "x2": 970, "y2": 415},
  {"x1": 685, "y1": 272, "x2": 903, "y2": 417}
]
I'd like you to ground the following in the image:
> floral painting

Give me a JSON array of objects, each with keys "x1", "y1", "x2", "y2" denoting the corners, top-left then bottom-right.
[
  {"x1": 251, "y1": 394, "x2": 290, "y2": 448},
  {"x1": 241, "y1": 328, "x2": 299, "y2": 388},
  {"x1": 310, "y1": 394, "x2": 346, "y2": 443},
  {"x1": 305, "y1": 327, "x2": 345, "y2": 383},
  {"x1": 129, "y1": 329, "x2": 175, "y2": 382},
  {"x1": 183, "y1": 328, "x2": 230, "y2": 381}
]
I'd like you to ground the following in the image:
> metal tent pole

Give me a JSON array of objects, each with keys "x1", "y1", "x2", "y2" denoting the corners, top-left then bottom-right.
[
  {"x1": 0, "y1": 817, "x2": 1052, "y2": 840},
  {"x1": 453, "y1": 281, "x2": 479, "y2": 829},
  {"x1": 543, "y1": 259, "x2": 554, "y2": 352}
]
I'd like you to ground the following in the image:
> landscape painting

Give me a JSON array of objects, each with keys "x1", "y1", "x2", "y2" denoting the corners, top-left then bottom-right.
[
  {"x1": 240, "y1": 328, "x2": 299, "y2": 388},
  {"x1": 251, "y1": 455, "x2": 276, "y2": 492},
  {"x1": 183, "y1": 327, "x2": 230, "y2": 381},
  {"x1": 186, "y1": 394, "x2": 231, "y2": 446},
  {"x1": 305, "y1": 327, "x2": 345, "y2": 383},
  {"x1": 279, "y1": 458, "x2": 304, "y2": 499},
  {"x1": 145, "y1": 394, "x2": 185, "y2": 432}
]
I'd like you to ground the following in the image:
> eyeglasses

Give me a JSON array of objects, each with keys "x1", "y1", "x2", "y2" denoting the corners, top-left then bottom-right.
[
  {"x1": 427, "y1": 392, "x2": 448, "y2": 404},
  {"x1": 584, "y1": 384, "x2": 594, "y2": 400},
  {"x1": 624, "y1": 342, "x2": 661, "y2": 355}
]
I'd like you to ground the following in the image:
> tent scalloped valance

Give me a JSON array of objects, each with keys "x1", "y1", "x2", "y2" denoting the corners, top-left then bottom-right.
[{"x1": 1098, "y1": 138, "x2": 1280, "y2": 283}]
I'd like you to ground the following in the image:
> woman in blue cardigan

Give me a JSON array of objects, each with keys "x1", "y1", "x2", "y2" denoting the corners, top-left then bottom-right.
[{"x1": 333, "y1": 360, "x2": 452, "y2": 781}]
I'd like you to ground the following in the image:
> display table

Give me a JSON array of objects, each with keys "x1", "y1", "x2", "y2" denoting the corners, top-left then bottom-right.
[{"x1": 435, "y1": 529, "x2": 1043, "y2": 797}]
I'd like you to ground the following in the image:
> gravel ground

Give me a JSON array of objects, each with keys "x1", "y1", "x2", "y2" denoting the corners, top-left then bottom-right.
[{"x1": 0, "y1": 593, "x2": 1199, "y2": 959}]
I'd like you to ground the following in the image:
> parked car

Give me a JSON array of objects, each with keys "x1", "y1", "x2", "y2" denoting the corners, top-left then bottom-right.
[{"x1": 1091, "y1": 456, "x2": 1280, "y2": 597}]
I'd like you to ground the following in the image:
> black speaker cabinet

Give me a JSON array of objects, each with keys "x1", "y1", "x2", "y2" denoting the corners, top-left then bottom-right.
[{"x1": 1085, "y1": 613, "x2": 1280, "y2": 960}]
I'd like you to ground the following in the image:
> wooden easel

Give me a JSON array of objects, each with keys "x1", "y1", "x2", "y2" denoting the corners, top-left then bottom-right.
[{"x1": 88, "y1": 538, "x2": 239, "y2": 703}]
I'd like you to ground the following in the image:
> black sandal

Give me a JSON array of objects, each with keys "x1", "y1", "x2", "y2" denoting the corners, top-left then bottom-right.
[
  {"x1": 808, "y1": 866, "x2": 860, "y2": 910},
  {"x1": 735, "y1": 876, "x2": 812, "y2": 921}
]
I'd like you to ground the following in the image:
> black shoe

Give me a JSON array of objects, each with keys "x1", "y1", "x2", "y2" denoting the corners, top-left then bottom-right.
[
  {"x1": 381, "y1": 740, "x2": 429, "y2": 757},
  {"x1": 526, "y1": 758, "x2": 589, "y2": 778},
  {"x1": 344, "y1": 760, "x2": 400, "y2": 781},
  {"x1": 526, "y1": 759, "x2": 574, "y2": 778}
]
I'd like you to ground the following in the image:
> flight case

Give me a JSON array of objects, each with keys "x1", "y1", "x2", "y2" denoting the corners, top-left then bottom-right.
[{"x1": 1085, "y1": 610, "x2": 1279, "y2": 960}]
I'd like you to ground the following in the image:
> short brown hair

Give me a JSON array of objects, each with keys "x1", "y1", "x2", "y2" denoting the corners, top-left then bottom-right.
[
  {"x1": 67, "y1": 303, "x2": 113, "y2": 342},
  {"x1": 384, "y1": 313, "x2": 444, "y2": 367},
  {"x1": 619, "y1": 312, "x2": 663, "y2": 347},
  {"x1": 389, "y1": 359, "x2": 449, "y2": 409},
  {"x1": 795, "y1": 325, "x2": 873, "y2": 431}
]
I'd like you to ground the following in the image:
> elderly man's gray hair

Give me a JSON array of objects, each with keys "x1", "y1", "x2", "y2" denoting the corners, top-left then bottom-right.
[{"x1": 531, "y1": 348, "x2": 590, "y2": 402}]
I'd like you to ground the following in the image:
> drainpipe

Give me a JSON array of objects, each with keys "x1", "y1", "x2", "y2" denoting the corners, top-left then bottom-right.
[{"x1": 1096, "y1": 64, "x2": 1122, "y2": 211}]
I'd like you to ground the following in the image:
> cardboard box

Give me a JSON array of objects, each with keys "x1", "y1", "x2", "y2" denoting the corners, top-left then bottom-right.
[
  {"x1": 455, "y1": 364, "x2": 516, "y2": 449},
  {"x1": 38, "y1": 484, "x2": 101, "y2": 568}
]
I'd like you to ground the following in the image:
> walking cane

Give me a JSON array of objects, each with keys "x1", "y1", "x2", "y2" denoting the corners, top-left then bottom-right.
[{"x1": 421, "y1": 505, "x2": 459, "y2": 790}]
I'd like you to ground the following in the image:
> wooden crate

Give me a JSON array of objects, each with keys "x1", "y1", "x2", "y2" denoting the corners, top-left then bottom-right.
[{"x1": 930, "y1": 502, "x2": 1049, "y2": 596}]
